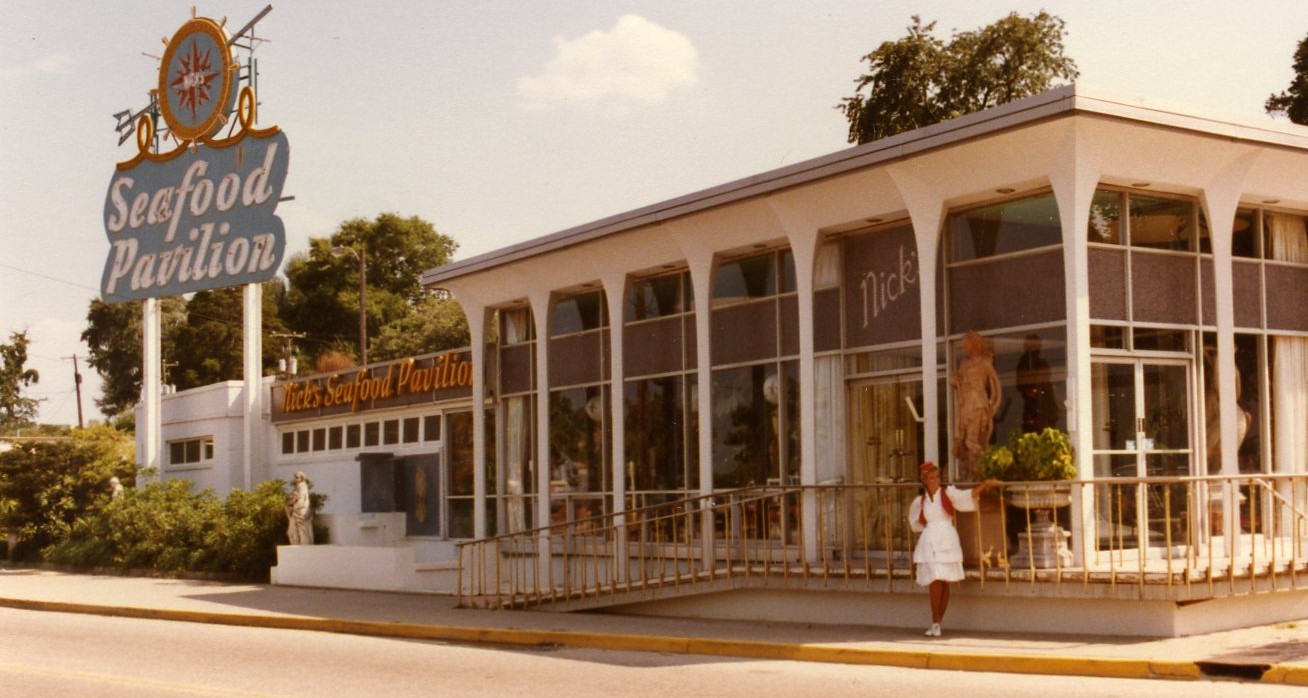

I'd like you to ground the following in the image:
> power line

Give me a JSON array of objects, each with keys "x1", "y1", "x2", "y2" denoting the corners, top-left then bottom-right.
[{"x1": 0, "y1": 262, "x2": 101, "y2": 294}]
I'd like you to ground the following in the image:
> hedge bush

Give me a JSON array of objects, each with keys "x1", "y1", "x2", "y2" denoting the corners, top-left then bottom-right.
[
  {"x1": 0, "y1": 425, "x2": 135, "y2": 559},
  {"x1": 44, "y1": 478, "x2": 326, "y2": 581}
]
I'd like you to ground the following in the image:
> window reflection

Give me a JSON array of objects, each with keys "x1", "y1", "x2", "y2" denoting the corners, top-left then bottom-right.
[
  {"x1": 624, "y1": 376, "x2": 697, "y2": 492},
  {"x1": 949, "y1": 192, "x2": 1061, "y2": 261},
  {"x1": 1129, "y1": 194, "x2": 1194, "y2": 252},
  {"x1": 711, "y1": 361, "x2": 799, "y2": 488}
]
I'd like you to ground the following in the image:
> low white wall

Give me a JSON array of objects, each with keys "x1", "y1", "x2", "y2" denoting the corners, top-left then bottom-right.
[
  {"x1": 319, "y1": 512, "x2": 407, "y2": 546},
  {"x1": 610, "y1": 586, "x2": 1308, "y2": 638}
]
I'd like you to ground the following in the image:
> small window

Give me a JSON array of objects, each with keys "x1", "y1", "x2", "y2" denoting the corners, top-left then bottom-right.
[
  {"x1": 424, "y1": 414, "x2": 442, "y2": 441},
  {"x1": 329, "y1": 426, "x2": 343, "y2": 450},
  {"x1": 501, "y1": 307, "x2": 535, "y2": 344},
  {"x1": 627, "y1": 273, "x2": 684, "y2": 321},
  {"x1": 1232, "y1": 209, "x2": 1259, "y2": 259},
  {"x1": 346, "y1": 424, "x2": 361, "y2": 449},
  {"x1": 714, "y1": 252, "x2": 777, "y2": 302},
  {"x1": 1090, "y1": 325, "x2": 1127, "y2": 350},
  {"x1": 281, "y1": 432, "x2": 295, "y2": 454},
  {"x1": 779, "y1": 249, "x2": 797, "y2": 293},
  {"x1": 552, "y1": 290, "x2": 607, "y2": 336},
  {"x1": 312, "y1": 428, "x2": 326, "y2": 452},
  {"x1": 296, "y1": 430, "x2": 310, "y2": 452},
  {"x1": 950, "y1": 192, "x2": 1062, "y2": 261},
  {"x1": 364, "y1": 422, "x2": 380, "y2": 447},
  {"x1": 1133, "y1": 328, "x2": 1188, "y2": 352},
  {"x1": 403, "y1": 417, "x2": 420, "y2": 444},
  {"x1": 167, "y1": 436, "x2": 215, "y2": 466},
  {"x1": 1129, "y1": 195, "x2": 1194, "y2": 252},
  {"x1": 383, "y1": 419, "x2": 400, "y2": 445},
  {"x1": 1089, "y1": 190, "x2": 1123, "y2": 245}
]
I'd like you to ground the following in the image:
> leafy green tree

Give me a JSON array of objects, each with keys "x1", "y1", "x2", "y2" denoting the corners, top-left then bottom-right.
[
  {"x1": 83, "y1": 297, "x2": 185, "y2": 416},
  {"x1": 369, "y1": 294, "x2": 470, "y2": 362},
  {"x1": 83, "y1": 282, "x2": 287, "y2": 416},
  {"x1": 281, "y1": 213, "x2": 460, "y2": 365},
  {"x1": 0, "y1": 331, "x2": 41, "y2": 431},
  {"x1": 0, "y1": 425, "x2": 135, "y2": 559},
  {"x1": 1266, "y1": 32, "x2": 1308, "y2": 124},
  {"x1": 169, "y1": 281, "x2": 289, "y2": 390},
  {"x1": 839, "y1": 12, "x2": 1078, "y2": 144}
]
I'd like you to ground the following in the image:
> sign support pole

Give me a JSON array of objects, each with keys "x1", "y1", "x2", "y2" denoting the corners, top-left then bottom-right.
[
  {"x1": 243, "y1": 282, "x2": 263, "y2": 490},
  {"x1": 142, "y1": 298, "x2": 162, "y2": 480}
]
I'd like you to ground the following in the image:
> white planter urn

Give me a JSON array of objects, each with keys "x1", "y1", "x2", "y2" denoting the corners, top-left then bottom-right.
[{"x1": 1006, "y1": 482, "x2": 1073, "y2": 569}]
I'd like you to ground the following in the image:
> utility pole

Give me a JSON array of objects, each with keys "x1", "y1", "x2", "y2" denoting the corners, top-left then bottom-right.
[
  {"x1": 271, "y1": 331, "x2": 306, "y2": 377},
  {"x1": 65, "y1": 355, "x2": 85, "y2": 429},
  {"x1": 162, "y1": 360, "x2": 178, "y2": 393}
]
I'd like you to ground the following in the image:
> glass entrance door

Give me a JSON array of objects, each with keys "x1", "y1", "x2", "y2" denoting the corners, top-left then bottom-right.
[
  {"x1": 847, "y1": 375, "x2": 921, "y2": 552},
  {"x1": 1091, "y1": 359, "x2": 1193, "y2": 552}
]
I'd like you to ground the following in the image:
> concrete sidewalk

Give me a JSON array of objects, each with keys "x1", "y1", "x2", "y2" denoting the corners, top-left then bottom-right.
[{"x1": 2, "y1": 565, "x2": 1305, "y2": 685}]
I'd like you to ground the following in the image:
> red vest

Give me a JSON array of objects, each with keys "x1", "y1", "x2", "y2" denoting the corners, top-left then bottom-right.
[{"x1": 918, "y1": 488, "x2": 955, "y2": 525}]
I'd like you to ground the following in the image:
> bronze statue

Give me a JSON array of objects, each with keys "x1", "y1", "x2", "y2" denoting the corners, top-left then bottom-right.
[{"x1": 951, "y1": 331, "x2": 1001, "y2": 482}]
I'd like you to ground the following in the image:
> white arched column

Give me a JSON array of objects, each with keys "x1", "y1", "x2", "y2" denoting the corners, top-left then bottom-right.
[
  {"x1": 767, "y1": 197, "x2": 823, "y2": 562},
  {"x1": 668, "y1": 226, "x2": 717, "y2": 567},
  {"x1": 464, "y1": 297, "x2": 490, "y2": 539},
  {"x1": 1200, "y1": 149, "x2": 1260, "y2": 554},
  {"x1": 528, "y1": 289, "x2": 553, "y2": 534},
  {"x1": 667, "y1": 229, "x2": 716, "y2": 500},
  {"x1": 600, "y1": 271, "x2": 629, "y2": 577},
  {"x1": 1050, "y1": 135, "x2": 1101, "y2": 566},
  {"x1": 886, "y1": 164, "x2": 946, "y2": 469},
  {"x1": 525, "y1": 289, "x2": 554, "y2": 573}
]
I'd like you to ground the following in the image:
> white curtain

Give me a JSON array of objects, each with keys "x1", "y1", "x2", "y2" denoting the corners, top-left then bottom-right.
[
  {"x1": 1268, "y1": 213, "x2": 1308, "y2": 532},
  {"x1": 814, "y1": 355, "x2": 844, "y2": 484},
  {"x1": 504, "y1": 396, "x2": 529, "y2": 532},
  {"x1": 503, "y1": 308, "x2": 530, "y2": 344},
  {"x1": 814, "y1": 242, "x2": 841, "y2": 290},
  {"x1": 1268, "y1": 213, "x2": 1308, "y2": 476}
]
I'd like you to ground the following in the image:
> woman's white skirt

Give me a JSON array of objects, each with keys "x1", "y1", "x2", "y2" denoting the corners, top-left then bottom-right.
[{"x1": 913, "y1": 521, "x2": 965, "y2": 585}]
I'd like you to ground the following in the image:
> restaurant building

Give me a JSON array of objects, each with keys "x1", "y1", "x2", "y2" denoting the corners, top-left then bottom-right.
[{"x1": 152, "y1": 86, "x2": 1308, "y2": 636}]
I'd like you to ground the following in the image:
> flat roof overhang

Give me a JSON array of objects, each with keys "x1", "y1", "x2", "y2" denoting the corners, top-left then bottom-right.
[{"x1": 422, "y1": 84, "x2": 1308, "y2": 289}]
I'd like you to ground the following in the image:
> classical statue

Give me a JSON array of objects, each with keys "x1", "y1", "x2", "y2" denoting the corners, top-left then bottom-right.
[
  {"x1": 285, "y1": 471, "x2": 314, "y2": 545},
  {"x1": 951, "y1": 331, "x2": 1001, "y2": 482},
  {"x1": 109, "y1": 476, "x2": 123, "y2": 500}
]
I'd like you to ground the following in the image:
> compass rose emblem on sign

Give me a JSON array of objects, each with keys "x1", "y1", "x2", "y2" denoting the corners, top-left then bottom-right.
[{"x1": 158, "y1": 17, "x2": 238, "y2": 142}]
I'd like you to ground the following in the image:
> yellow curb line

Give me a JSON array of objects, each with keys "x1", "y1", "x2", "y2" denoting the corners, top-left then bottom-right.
[{"x1": 2, "y1": 596, "x2": 1303, "y2": 685}]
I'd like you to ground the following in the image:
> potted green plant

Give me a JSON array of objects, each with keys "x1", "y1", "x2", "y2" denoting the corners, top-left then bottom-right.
[
  {"x1": 977, "y1": 428, "x2": 1076, "y2": 568},
  {"x1": 978, "y1": 427, "x2": 1076, "y2": 484}
]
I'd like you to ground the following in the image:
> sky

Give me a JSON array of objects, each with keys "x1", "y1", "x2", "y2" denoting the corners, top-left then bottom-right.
[{"x1": 2, "y1": 0, "x2": 1307, "y2": 428}]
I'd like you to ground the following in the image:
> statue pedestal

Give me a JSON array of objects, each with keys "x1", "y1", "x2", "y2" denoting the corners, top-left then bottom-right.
[{"x1": 1011, "y1": 509, "x2": 1073, "y2": 568}]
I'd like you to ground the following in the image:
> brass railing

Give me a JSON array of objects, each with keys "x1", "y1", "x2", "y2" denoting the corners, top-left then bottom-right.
[{"x1": 457, "y1": 474, "x2": 1308, "y2": 609}]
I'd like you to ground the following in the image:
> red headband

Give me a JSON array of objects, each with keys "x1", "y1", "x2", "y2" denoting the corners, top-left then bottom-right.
[{"x1": 919, "y1": 461, "x2": 938, "y2": 474}]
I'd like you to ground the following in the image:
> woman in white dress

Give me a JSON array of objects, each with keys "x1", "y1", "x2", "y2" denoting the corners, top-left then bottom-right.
[{"x1": 908, "y1": 461, "x2": 999, "y2": 637}]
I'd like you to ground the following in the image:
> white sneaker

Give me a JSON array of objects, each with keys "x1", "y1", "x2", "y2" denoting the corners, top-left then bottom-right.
[{"x1": 925, "y1": 623, "x2": 941, "y2": 637}]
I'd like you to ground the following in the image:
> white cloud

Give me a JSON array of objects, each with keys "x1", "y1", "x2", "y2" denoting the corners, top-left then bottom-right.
[
  {"x1": 0, "y1": 52, "x2": 74, "y2": 80},
  {"x1": 518, "y1": 15, "x2": 699, "y2": 110}
]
